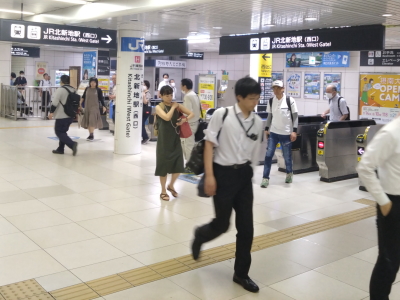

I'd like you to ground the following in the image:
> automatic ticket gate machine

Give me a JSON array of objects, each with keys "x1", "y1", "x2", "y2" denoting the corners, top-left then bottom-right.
[
  {"x1": 316, "y1": 119, "x2": 376, "y2": 182},
  {"x1": 356, "y1": 124, "x2": 384, "y2": 191},
  {"x1": 276, "y1": 115, "x2": 325, "y2": 174}
]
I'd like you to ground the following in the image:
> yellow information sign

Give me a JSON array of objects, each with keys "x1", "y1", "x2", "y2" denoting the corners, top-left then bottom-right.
[
  {"x1": 318, "y1": 150, "x2": 324, "y2": 156},
  {"x1": 198, "y1": 74, "x2": 216, "y2": 116},
  {"x1": 358, "y1": 157, "x2": 361, "y2": 162},
  {"x1": 258, "y1": 54, "x2": 272, "y2": 78}
]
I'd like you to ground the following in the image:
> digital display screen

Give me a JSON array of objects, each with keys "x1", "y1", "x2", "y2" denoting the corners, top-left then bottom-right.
[{"x1": 144, "y1": 40, "x2": 188, "y2": 56}]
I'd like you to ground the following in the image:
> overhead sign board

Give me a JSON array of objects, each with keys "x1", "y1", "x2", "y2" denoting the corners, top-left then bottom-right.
[
  {"x1": 11, "y1": 46, "x2": 40, "y2": 57},
  {"x1": 144, "y1": 39, "x2": 188, "y2": 56},
  {"x1": 155, "y1": 60, "x2": 186, "y2": 68},
  {"x1": 0, "y1": 19, "x2": 117, "y2": 49},
  {"x1": 180, "y1": 52, "x2": 204, "y2": 60},
  {"x1": 219, "y1": 25, "x2": 385, "y2": 55},
  {"x1": 286, "y1": 52, "x2": 350, "y2": 67},
  {"x1": 360, "y1": 50, "x2": 400, "y2": 66}
]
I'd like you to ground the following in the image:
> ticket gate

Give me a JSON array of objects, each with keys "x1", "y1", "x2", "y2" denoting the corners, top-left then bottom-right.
[
  {"x1": 276, "y1": 115, "x2": 325, "y2": 174},
  {"x1": 316, "y1": 119, "x2": 376, "y2": 182},
  {"x1": 356, "y1": 124, "x2": 384, "y2": 191}
]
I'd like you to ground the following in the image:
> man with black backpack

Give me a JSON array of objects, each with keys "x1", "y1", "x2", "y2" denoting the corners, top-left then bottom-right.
[
  {"x1": 261, "y1": 80, "x2": 298, "y2": 188},
  {"x1": 48, "y1": 75, "x2": 78, "y2": 156},
  {"x1": 321, "y1": 85, "x2": 349, "y2": 121}
]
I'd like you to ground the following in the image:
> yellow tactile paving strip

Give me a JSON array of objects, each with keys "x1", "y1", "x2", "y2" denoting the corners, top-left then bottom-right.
[{"x1": 0, "y1": 199, "x2": 376, "y2": 300}]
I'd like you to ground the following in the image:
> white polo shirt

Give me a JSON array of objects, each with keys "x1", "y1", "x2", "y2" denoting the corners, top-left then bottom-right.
[
  {"x1": 267, "y1": 93, "x2": 298, "y2": 135},
  {"x1": 40, "y1": 79, "x2": 52, "y2": 92}
]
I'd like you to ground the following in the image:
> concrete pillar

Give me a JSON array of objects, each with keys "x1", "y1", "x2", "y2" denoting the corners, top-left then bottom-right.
[
  {"x1": 114, "y1": 30, "x2": 145, "y2": 155},
  {"x1": 0, "y1": 42, "x2": 12, "y2": 115}
]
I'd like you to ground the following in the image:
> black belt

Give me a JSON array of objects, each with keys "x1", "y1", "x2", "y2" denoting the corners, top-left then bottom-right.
[{"x1": 216, "y1": 161, "x2": 251, "y2": 169}]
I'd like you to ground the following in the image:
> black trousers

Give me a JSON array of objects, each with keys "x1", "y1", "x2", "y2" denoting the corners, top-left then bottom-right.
[
  {"x1": 41, "y1": 91, "x2": 51, "y2": 112},
  {"x1": 112, "y1": 104, "x2": 116, "y2": 124},
  {"x1": 55, "y1": 118, "x2": 74, "y2": 152},
  {"x1": 196, "y1": 163, "x2": 254, "y2": 278},
  {"x1": 370, "y1": 194, "x2": 400, "y2": 300},
  {"x1": 142, "y1": 112, "x2": 150, "y2": 140}
]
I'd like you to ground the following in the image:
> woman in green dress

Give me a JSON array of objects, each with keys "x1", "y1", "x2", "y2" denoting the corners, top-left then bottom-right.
[{"x1": 155, "y1": 85, "x2": 194, "y2": 201}]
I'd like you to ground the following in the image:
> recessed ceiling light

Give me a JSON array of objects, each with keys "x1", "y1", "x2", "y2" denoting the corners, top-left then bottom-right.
[
  {"x1": 55, "y1": 0, "x2": 87, "y2": 4},
  {"x1": 305, "y1": 17, "x2": 318, "y2": 21},
  {"x1": 150, "y1": 33, "x2": 159, "y2": 35},
  {"x1": 190, "y1": 31, "x2": 198, "y2": 34},
  {"x1": 130, "y1": 19, "x2": 138, "y2": 21},
  {"x1": 0, "y1": 8, "x2": 34, "y2": 15},
  {"x1": 382, "y1": 14, "x2": 393, "y2": 17},
  {"x1": 263, "y1": 24, "x2": 275, "y2": 27},
  {"x1": 213, "y1": 27, "x2": 222, "y2": 29}
]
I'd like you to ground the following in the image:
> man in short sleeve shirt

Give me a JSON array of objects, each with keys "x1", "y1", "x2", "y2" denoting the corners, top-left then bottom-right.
[{"x1": 321, "y1": 85, "x2": 349, "y2": 121}]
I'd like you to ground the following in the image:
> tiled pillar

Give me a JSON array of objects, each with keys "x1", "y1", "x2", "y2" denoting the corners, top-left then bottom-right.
[{"x1": 0, "y1": 42, "x2": 12, "y2": 114}]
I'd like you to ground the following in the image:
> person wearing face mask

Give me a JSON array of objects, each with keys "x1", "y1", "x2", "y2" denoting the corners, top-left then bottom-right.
[
  {"x1": 169, "y1": 79, "x2": 177, "y2": 99},
  {"x1": 321, "y1": 85, "x2": 349, "y2": 121},
  {"x1": 142, "y1": 80, "x2": 152, "y2": 144},
  {"x1": 14, "y1": 71, "x2": 27, "y2": 89},
  {"x1": 180, "y1": 78, "x2": 201, "y2": 170},
  {"x1": 157, "y1": 73, "x2": 170, "y2": 98}
]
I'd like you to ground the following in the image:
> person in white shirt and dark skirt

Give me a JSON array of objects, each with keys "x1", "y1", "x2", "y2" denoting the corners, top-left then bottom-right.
[
  {"x1": 39, "y1": 73, "x2": 52, "y2": 117},
  {"x1": 357, "y1": 115, "x2": 400, "y2": 300},
  {"x1": 191, "y1": 77, "x2": 263, "y2": 293}
]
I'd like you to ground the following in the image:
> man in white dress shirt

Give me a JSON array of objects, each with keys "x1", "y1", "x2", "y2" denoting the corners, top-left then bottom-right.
[
  {"x1": 191, "y1": 77, "x2": 263, "y2": 293},
  {"x1": 357, "y1": 115, "x2": 400, "y2": 300},
  {"x1": 39, "y1": 73, "x2": 52, "y2": 116},
  {"x1": 157, "y1": 73, "x2": 170, "y2": 98}
]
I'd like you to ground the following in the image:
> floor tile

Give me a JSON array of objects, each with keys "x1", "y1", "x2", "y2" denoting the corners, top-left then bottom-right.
[
  {"x1": 335, "y1": 217, "x2": 378, "y2": 241},
  {"x1": 39, "y1": 194, "x2": 95, "y2": 209},
  {"x1": 0, "y1": 190, "x2": 34, "y2": 204},
  {"x1": 45, "y1": 238, "x2": 126, "y2": 269},
  {"x1": 169, "y1": 263, "x2": 256, "y2": 300},
  {"x1": 25, "y1": 223, "x2": 97, "y2": 248},
  {"x1": 132, "y1": 244, "x2": 191, "y2": 265},
  {"x1": 23, "y1": 185, "x2": 76, "y2": 199},
  {"x1": 103, "y1": 278, "x2": 200, "y2": 300},
  {"x1": 0, "y1": 181, "x2": 19, "y2": 193},
  {"x1": 0, "y1": 200, "x2": 51, "y2": 217},
  {"x1": 81, "y1": 189, "x2": 134, "y2": 202},
  {"x1": 11, "y1": 178, "x2": 59, "y2": 190},
  {"x1": 150, "y1": 219, "x2": 200, "y2": 242},
  {"x1": 270, "y1": 270, "x2": 369, "y2": 300},
  {"x1": 303, "y1": 228, "x2": 377, "y2": 255},
  {"x1": 124, "y1": 207, "x2": 188, "y2": 226},
  {"x1": 118, "y1": 184, "x2": 161, "y2": 198},
  {"x1": 102, "y1": 228, "x2": 177, "y2": 255},
  {"x1": 296, "y1": 202, "x2": 367, "y2": 221},
  {"x1": 262, "y1": 199, "x2": 321, "y2": 215},
  {"x1": 165, "y1": 201, "x2": 214, "y2": 218},
  {"x1": 315, "y1": 256, "x2": 374, "y2": 292},
  {"x1": 0, "y1": 232, "x2": 40, "y2": 258},
  {"x1": 35, "y1": 271, "x2": 82, "y2": 292},
  {"x1": 61, "y1": 180, "x2": 111, "y2": 193},
  {"x1": 0, "y1": 217, "x2": 19, "y2": 236},
  {"x1": 101, "y1": 197, "x2": 159, "y2": 213},
  {"x1": 232, "y1": 286, "x2": 295, "y2": 299},
  {"x1": 77, "y1": 215, "x2": 145, "y2": 237},
  {"x1": 352, "y1": 246, "x2": 378, "y2": 264},
  {"x1": 7, "y1": 210, "x2": 72, "y2": 231},
  {"x1": 252, "y1": 205, "x2": 291, "y2": 223},
  {"x1": 57, "y1": 203, "x2": 118, "y2": 222},
  {"x1": 263, "y1": 215, "x2": 310, "y2": 230},
  {"x1": 71, "y1": 256, "x2": 143, "y2": 282},
  {"x1": 0, "y1": 250, "x2": 66, "y2": 286}
]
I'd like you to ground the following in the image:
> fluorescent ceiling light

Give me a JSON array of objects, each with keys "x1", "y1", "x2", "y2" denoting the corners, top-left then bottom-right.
[
  {"x1": 0, "y1": 8, "x2": 34, "y2": 15},
  {"x1": 213, "y1": 27, "x2": 222, "y2": 29},
  {"x1": 55, "y1": 0, "x2": 87, "y2": 4},
  {"x1": 305, "y1": 17, "x2": 317, "y2": 21},
  {"x1": 382, "y1": 14, "x2": 392, "y2": 17},
  {"x1": 40, "y1": 14, "x2": 71, "y2": 20},
  {"x1": 263, "y1": 24, "x2": 275, "y2": 27},
  {"x1": 187, "y1": 34, "x2": 210, "y2": 44}
]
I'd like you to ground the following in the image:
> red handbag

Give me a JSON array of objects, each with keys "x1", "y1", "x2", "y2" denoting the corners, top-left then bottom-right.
[{"x1": 177, "y1": 109, "x2": 192, "y2": 138}]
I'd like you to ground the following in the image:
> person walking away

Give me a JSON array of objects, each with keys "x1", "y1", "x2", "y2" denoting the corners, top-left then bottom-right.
[
  {"x1": 48, "y1": 75, "x2": 78, "y2": 156},
  {"x1": 357, "y1": 115, "x2": 400, "y2": 300},
  {"x1": 39, "y1": 73, "x2": 52, "y2": 117},
  {"x1": 80, "y1": 78, "x2": 106, "y2": 141},
  {"x1": 142, "y1": 80, "x2": 152, "y2": 144},
  {"x1": 155, "y1": 85, "x2": 194, "y2": 201},
  {"x1": 191, "y1": 77, "x2": 263, "y2": 293},
  {"x1": 157, "y1": 73, "x2": 170, "y2": 98},
  {"x1": 109, "y1": 74, "x2": 117, "y2": 124},
  {"x1": 180, "y1": 78, "x2": 201, "y2": 170},
  {"x1": 261, "y1": 80, "x2": 298, "y2": 188},
  {"x1": 321, "y1": 85, "x2": 349, "y2": 121}
]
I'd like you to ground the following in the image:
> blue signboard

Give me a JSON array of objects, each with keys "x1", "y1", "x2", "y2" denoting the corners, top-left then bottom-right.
[
  {"x1": 121, "y1": 37, "x2": 144, "y2": 52},
  {"x1": 82, "y1": 51, "x2": 97, "y2": 80},
  {"x1": 286, "y1": 52, "x2": 350, "y2": 68}
]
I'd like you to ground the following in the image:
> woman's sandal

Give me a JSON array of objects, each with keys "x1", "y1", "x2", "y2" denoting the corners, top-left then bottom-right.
[
  {"x1": 160, "y1": 193, "x2": 170, "y2": 201},
  {"x1": 167, "y1": 186, "x2": 178, "y2": 198}
]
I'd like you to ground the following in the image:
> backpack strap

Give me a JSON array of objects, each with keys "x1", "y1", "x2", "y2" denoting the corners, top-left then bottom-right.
[
  {"x1": 337, "y1": 96, "x2": 343, "y2": 115},
  {"x1": 196, "y1": 95, "x2": 204, "y2": 119},
  {"x1": 216, "y1": 107, "x2": 229, "y2": 140},
  {"x1": 286, "y1": 96, "x2": 294, "y2": 123}
]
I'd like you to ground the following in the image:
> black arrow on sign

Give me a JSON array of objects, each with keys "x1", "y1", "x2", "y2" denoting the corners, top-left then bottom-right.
[{"x1": 262, "y1": 54, "x2": 267, "y2": 61}]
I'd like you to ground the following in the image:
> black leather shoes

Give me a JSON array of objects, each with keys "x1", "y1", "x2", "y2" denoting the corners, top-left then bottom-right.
[
  {"x1": 52, "y1": 150, "x2": 64, "y2": 155},
  {"x1": 233, "y1": 274, "x2": 259, "y2": 293},
  {"x1": 191, "y1": 228, "x2": 202, "y2": 260},
  {"x1": 72, "y1": 142, "x2": 78, "y2": 156}
]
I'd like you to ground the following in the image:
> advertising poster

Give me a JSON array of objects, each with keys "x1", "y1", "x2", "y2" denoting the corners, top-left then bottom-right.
[
  {"x1": 304, "y1": 73, "x2": 321, "y2": 99},
  {"x1": 97, "y1": 76, "x2": 110, "y2": 91},
  {"x1": 198, "y1": 74, "x2": 216, "y2": 115},
  {"x1": 258, "y1": 77, "x2": 272, "y2": 111},
  {"x1": 323, "y1": 73, "x2": 341, "y2": 100},
  {"x1": 272, "y1": 72, "x2": 284, "y2": 82},
  {"x1": 286, "y1": 72, "x2": 302, "y2": 98},
  {"x1": 286, "y1": 52, "x2": 350, "y2": 68},
  {"x1": 82, "y1": 51, "x2": 97, "y2": 80},
  {"x1": 35, "y1": 62, "x2": 47, "y2": 80},
  {"x1": 359, "y1": 74, "x2": 400, "y2": 124}
]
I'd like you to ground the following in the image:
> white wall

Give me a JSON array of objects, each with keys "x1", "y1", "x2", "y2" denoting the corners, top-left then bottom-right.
[
  {"x1": 12, "y1": 50, "x2": 83, "y2": 86},
  {"x1": 0, "y1": 43, "x2": 11, "y2": 86}
]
